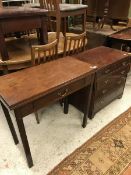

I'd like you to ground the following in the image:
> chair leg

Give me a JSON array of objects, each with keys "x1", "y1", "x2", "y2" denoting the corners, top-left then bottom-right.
[
  {"x1": 64, "y1": 97, "x2": 69, "y2": 114},
  {"x1": 35, "y1": 111, "x2": 40, "y2": 124},
  {"x1": 59, "y1": 99, "x2": 64, "y2": 106}
]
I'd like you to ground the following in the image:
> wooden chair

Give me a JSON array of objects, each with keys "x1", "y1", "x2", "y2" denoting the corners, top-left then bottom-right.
[
  {"x1": 0, "y1": 59, "x2": 31, "y2": 74},
  {"x1": 63, "y1": 31, "x2": 87, "y2": 56},
  {"x1": 31, "y1": 39, "x2": 58, "y2": 123},
  {"x1": 39, "y1": 0, "x2": 87, "y2": 37},
  {"x1": 31, "y1": 39, "x2": 58, "y2": 65},
  {"x1": 39, "y1": 0, "x2": 87, "y2": 60},
  {"x1": 40, "y1": 0, "x2": 61, "y2": 40}
]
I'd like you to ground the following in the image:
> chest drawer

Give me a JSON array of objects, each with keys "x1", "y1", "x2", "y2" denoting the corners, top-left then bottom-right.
[
  {"x1": 94, "y1": 84, "x2": 125, "y2": 113},
  {"x1": 96, "y1": 65, "x2": 129, "y2": 91},
  {"x1": 96, "y1": 57, "x2": 130, "y2": 79},
  {"x1": 33, "y1": 76, "x2": 92, "y2": 110},
  {"x1": 96, "y1": 77, "x2": 126, "y2": 98}
]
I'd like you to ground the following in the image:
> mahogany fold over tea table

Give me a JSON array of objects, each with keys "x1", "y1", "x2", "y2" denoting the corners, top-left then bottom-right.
[{"x1": 0, "y1": 57, "x2": 95, "y2": 167}]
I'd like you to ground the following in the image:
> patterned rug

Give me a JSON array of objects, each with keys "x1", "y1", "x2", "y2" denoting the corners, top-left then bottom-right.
[{"x1": 48, "y1": 108, "x2": 131, "y2": 175}]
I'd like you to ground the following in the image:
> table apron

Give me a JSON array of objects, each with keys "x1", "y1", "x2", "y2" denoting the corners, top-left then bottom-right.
[
  {"x1": 0, "y1": 17, "x2": 42, "y2": 34},
  {"x1": 14, "y1": 75, "x2": 92, "y2": 118}
]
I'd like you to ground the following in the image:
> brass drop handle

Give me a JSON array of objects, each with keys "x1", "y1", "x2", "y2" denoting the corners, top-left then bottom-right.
[
  {"x1": 122, "y1": 62, "x2": 127, "y2": 66},
  {"x1": 102, "y1": 89, "x2": 107, "y2": 94},
  {"x1": 117, "y1": 80, "x2": 121, "y2": 84},
  {"x1": 121, "y1": 43, "x2": 126, "y2": 51},
  {"x1": 121, "y1": 70, "x2": 126, "y2": 75},
  {"x1": 104, "y1": 80, "x2": 109, "y2": 84},
  {"x1": 100, "y1": 100, "x2": 104, "y2": 104},
  {"x1": 104, "y1": 69, "x2": 110, "y2": 74},
  {"x1": 58, "y1": 89, "x2": 69, "y2": 97}
]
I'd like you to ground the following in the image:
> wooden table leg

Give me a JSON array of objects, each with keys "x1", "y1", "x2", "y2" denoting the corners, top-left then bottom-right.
[
  {"x1": 1, "y1": 102, "x2": 19, "y2": 145},
  {"x1": 61, "y1": 17, "x2": 68, "y2": 37},
  {"x1": 82, "y1": 11, "x2": 86, "y2": 32},
  {"x1": 14, "y1": 110, "x2": 33, "y2": 168},
  {"x1": 0, "y1": 31, "x2": 9, "y2": 61},
  {"x1": 39, "y1": 16, "x2": 48, "y2": 45},
  {"x1": 64, "y1": 97, "x2": 69, "y2": 114},
  {"x1": 82, "y1": 75, "x2": 94, "y2": 128}
]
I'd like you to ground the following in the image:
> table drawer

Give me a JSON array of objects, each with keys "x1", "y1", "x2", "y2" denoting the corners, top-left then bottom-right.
[
  {"x1": 33, "y1": 76, "x2": 91, "y2": 110},
  {"x1": 1, "y1": 17, "x2": 41, "y2": 34},
  {"x1": 16, "y1": 103, "x2": 34, "y2": 118}
]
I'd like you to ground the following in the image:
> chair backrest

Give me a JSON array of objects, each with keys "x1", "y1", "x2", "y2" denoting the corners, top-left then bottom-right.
[
  {"x1": 40, "y1": 0, "x2": 60, "y2": 16},
  {"x1": 64, "y1": 32, "x2": 87, "y2": 56},
  {"x1": 39, "y1": 0, "x2": 61, "y2": 40},
  {"x1": 30, "y1": 0, "x2": 39, "y2": 4},
  {"x1": 31, "y1": 39, "x2": 58, "y2": 65}
]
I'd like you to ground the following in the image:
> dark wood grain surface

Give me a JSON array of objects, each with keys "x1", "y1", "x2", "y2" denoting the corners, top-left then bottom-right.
[
  {"x1": 75, "y1": 46, "x2": 129, "y2": 68},
  {"x1": 0, "y1": 57, "x2": 94, "y2": 109},
  {"x1": 69, "y1": 46, "x2": 130, "y2": 117},
  {"x1": 0, "y1": 7, "x2": 47, "y2": 19},
  {"x1": 0, "y1": 6, "x2": 48, "y2": 63},
  {"x1": 109, "y1": 27, "x2": 131, "y2": 40}
]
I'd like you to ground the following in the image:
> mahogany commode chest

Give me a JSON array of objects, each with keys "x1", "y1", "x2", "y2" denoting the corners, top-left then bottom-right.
[
  {"x1": 69, "y1": 46, "x2": 130, "y2": 118},
  {"x1": 0, "y1": 57, "x2": 95, "y2": 167}
]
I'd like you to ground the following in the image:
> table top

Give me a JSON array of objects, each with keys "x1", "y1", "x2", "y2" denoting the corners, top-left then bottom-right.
[
  {"x1": 0, "y1": 57, "x2": 94, "y2": 109},
  {"x1": 109, "y1": 27, "x2": 131, "y2": 41},
  {"x1": 75, "y1": 46, "x2": 129, "y2": 69},
  {"x1": 0, "y1": 7, "x2": 47, "y2": 19}
]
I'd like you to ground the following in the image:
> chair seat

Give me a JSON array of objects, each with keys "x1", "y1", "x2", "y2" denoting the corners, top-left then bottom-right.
[
  {"x1": 60, "y1": 4, "x2": 88, "y2": 12},
  {"x1": 0, "y1": 32, "x2": 79, "y2": 70},
  {"x1": 25, "y1": 3, "x2": 88, "y2": 11},
  {"x1": 48, "y1": 32, "x2": 78, "y2": 54}
]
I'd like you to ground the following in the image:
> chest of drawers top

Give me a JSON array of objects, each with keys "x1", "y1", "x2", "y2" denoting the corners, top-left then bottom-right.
[
  {"x1": 75, "y1": 46, "x2": 130, "y2": 70},
  {"x1": 0, "y1": 57, "x2": 94, "y2": 110}
]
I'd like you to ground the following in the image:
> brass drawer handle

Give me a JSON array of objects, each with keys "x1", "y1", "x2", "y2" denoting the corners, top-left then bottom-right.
[
  {"x1": 104, "y1": 80, "x2": 109, "y2": 84},
  {"x1": 117, "y1": 80, "x2": 121, "y2": 85},
  {"x1": 122, "y1": 62, "x2": 128, "y2": 66},
  {"x1": 121, "y1": 70, "x2": 126, "y2": 75},
  {"x1": 58, "y1": 89, "x2": 69, "y2": 97},
  {"x1": 102, "y1": 89, "x2": 107, "y2": 94},
  {"x1": 104, "y1": 69, "x2": 110, "y2": 74},
  {"x1": 100, "y1": 100, "x2": 104, "y2": 104}
]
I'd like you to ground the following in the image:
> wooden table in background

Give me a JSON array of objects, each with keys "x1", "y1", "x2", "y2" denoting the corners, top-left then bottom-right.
[
  {"x1": 0, "y1": 57, "x2": 95, "y2": 167},
  {"x1": 2, "y1": 0, "x2": 30, "y2": 6},
  {"x1": 0, "y1": 7, "x2": 48, "y2": 61},
  {"x1": 107, "y1": 27, "x2": 131, "y2": 52}
]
